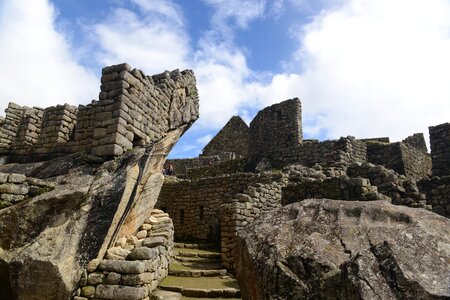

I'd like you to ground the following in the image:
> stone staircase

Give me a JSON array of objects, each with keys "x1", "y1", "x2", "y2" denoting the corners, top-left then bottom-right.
[{"x1": 152, "y1": 242, "x2": 241, "y2": 299}]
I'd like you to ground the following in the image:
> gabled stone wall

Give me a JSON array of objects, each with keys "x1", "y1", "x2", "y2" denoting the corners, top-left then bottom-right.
[{"x1": 202, "y1": 116, "x2": 249, "y2": 158}]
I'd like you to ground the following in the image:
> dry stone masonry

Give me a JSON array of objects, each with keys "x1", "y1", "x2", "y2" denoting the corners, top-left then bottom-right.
[
  {"x1": 429, "y1": 122, "x2": 450, "y2": 176},
  {"x1": 0, "y1": 63, "x2": 199, "y2": 161},
  {"x1": 0, "y1": 172, "x2": 55, "y2": 208},
  {"x1": 0, "y1": 62, "x2": 199, "y2": 300},
  {"x1": 75, "y1": 209, "x2": 174, "y2": 300},
  {"x1": 201, "y1": 116, "x2": 249, "y2": 158},
  {"x1": 2, "y1": 61, "x2": 450, "y2": 300},
  {"x1": 249, "y1": 98, "x2": 302, "y2": 166}
]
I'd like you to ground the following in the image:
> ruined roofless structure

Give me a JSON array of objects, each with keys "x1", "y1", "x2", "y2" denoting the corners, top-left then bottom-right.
[
  {"x1": 1, "y1": 66, "x2": 450, "y2": 300},
  {"x1": 0, "y1": 63, "x2": 199, "y2": 162}
]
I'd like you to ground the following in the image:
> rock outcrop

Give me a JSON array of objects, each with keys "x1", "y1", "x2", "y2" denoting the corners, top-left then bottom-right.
[
  {"x1": 0, "y1": 63, "x2": 199, "y2": 300},
  {"x1": 236, "y1": 199, "x2": 450, "y2": 300}
]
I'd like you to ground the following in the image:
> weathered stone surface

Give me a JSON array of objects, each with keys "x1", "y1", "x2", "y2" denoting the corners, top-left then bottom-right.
[
  {"x1": 127, "y1": 247, "x2": 159, "y2": 260},
  {"x1": 237, "y1": 199, "x2": 450, "y2": 300},
  {"x1": 122, "y1": 272, "x2": 154, "y2": 285},
  {"x1": 142, "y1": 236, "x2": 167, "y2": 248},
  {"x1": 105, "y1": 272, "x2": 122, "y2": 285},
  {"x1": 106, "y1": 247, "x2": 131, "y2": 260},
  {"x1": 98, "y1": 260, "x2": 146, "y2": 274},
  {"x1": 95, "y1": 284, "x2": 148, "y2": 300}
]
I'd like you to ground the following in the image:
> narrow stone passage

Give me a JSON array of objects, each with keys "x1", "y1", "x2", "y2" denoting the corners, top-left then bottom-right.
[{"x1": 152, "y1": 242, "x2": 241, "y2": 299}]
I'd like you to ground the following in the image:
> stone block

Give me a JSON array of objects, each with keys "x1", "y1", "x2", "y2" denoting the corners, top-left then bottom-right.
[
  {"x1": 0, "y1": 183, "x2": 29, "y2": 195},
  {"x1": 127, "y1": 247, "x2": 158, "y2": 260},
  {"x1": 0, "y1": 173, "x2": 8, "y2": 183},
  {"x1": 87, "y1": 272, "x2": 105, "y2": 285},
  {"x1": 81, "y1": 286, "x2": 96, "y2": 298},
  {"x1": 8, "y1": 173, "x2": 26, "y2": 183},
  {"x1": 122, "y1": 272, "x2": 154, "y2": 285},
  {"x1": 142, "y1": 236, "x2": 166, "y2": 248},
  {"x1": 106, "y1": 247, "x2": 131, "y2": 260},
  {"x1": 95, "y1": 284, "x2": 148, "y2": 300},
  {"x1": 136, "y1": 230, "x2": 147, "y2": 239},
  {"x1": 93, "y1": 128, "x2": 107, "y2": 139},
  {"x1": 1, "y1": 194, "x2": 25, "y2": 203},
  {"x1": 98, "y1": 260, "x2": 146, "y2": 274},
  {"x1": 91, "y1": 144, "x2": 124, "y2": 157},
  {"x1": 105, "y1": 272, "x2": 122, "y2": 285},
  {"x1": 86, "y1": 259, "x2": 101, "y2": 273},
  {"x1": 102, "y1": 63, "x2": 132, "y2": 75}
]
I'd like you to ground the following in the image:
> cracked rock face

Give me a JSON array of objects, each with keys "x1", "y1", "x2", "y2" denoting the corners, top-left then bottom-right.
[{"x1": 236, "y1": 199, "x2": 450, "y2": 300}]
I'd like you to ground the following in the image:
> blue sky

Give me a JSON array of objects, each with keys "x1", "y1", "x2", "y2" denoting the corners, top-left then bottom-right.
[{"x1": 1, "y1": 0, "x2": 450, "y2": 158}]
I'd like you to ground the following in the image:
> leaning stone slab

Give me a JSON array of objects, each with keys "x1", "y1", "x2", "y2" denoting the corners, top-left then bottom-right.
[
  {"x1": 95, "y1": 284, "x2": 148, "y2": 300},
  {"x1": 127, "y1": 247, "x2": 158, "y2": 260},
  {"x1": 98, "y1": 260, "x2": 146, "y2": 274}
]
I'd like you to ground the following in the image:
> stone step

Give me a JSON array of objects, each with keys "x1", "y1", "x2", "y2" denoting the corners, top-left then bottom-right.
[
  {"x1": 150, "y1": 289, "x2": 182, "y2": 300},
  {"x1": 159, "y1": 276, "x2": 240, "y2": 298},
  {"x1": 174, "y1": 260, "x2": 223, "y2": 270},
  {"x1": 174, "y1": 242, "x2": 218, "y2": 250},
  {"x1": 174, "y1": 248, "x2": 221, "y2": 259},
  {"x1": 174, "y1": 256, "x2": 221, "y2": 264},
  {"x1": 169, "y1": 266, "x2": 227, "y2": 277}
]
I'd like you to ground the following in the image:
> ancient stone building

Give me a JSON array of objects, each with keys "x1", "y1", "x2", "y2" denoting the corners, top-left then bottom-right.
[
  {"x1": 201, "y1": 116, "x2": 249, "y2": 158},
  {"x1": 0, "y1": 63, "x2": 200, "y2": 300},
  {"x1": 249, "y1": 98, "x2": 302, "y2": 165},
  {"x1": 0, "y1": 63, "x2": 199, "y2": 161},
  {"x1": 429, "y1": 122, "x2": 450, "y2": 176},
  {"x1": 362, "y1": 134, "x2": 432, "y2": 181},
  {"x1": 1, "y1": 64, "x2": 450, "y2": 300}
]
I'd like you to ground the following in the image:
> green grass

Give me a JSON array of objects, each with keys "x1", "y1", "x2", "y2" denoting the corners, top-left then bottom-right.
[{"x1": 160, "y1": 276, "x2": 240, "y2": 290}]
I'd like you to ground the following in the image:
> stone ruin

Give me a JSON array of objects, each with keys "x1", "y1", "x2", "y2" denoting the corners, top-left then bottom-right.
[
  {"x1": 0, "y1": 63, "x2": 198, "y2": 161},
  {"x1": 0, "y1": 68, "x2": 449, "y2": 300},
  {"x1": 158, "y1": 98, "x2": 449, "y2": 298}
]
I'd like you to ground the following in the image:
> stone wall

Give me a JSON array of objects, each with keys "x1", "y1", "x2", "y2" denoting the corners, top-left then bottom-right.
[
  {"x1": 156, "y1": 173, "x2": 261, "y2": 242},
  {"x1": 0, "y1": 103, "x2": 24, "y2": 154},
  {"x1": 202, "y1": 116, "x2": 249, "y2": 158},
  {"x1": 429, "y1": 122, "x2": 450, "y2": 176},
  {"x1": 220, "y1": 173, "x2": 286, "y2": 272},
  {"x1": 166, "y1": 156, "x2": 223, "y2": 177},
  {"x1": 300, "y1": 137, "x2": 367, "y2": 168},
  {"x1": 35, "y1": 104, "x2": 78, "y2": 155},
  {"x1": 419, "y1": 176, "x2": 450, "y2": 217},
  {"x1": 248, "y1": 98, "x2": 302, "y2": 166},
  {"x1": 186, "y1": 158, "x2": 247, "y2": 179},
  {"x1": 0, "y1": 63, "x2": 199, "y2": 159},
  {"x1": 402, "y1": 133, "x2": 428, "y2": 153},
  {"x1": 74, "y1": 210, "x2": 173, "y2": 300},
  {"x1": 0, "y1": 172, "x2": 55, "y2": 209},
  {"x1": 366, "y1": 140, "x2": 431, "y2": 181},
  {"x1": 10, "y1": 107, "x2": 44, "y2": 155}
]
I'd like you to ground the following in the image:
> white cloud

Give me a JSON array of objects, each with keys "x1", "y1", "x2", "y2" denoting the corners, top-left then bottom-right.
[
  {"x1": 0, "y1": 0, "x2": 98, "y2": 114},
  {"x1": 284, "y1": 0, "x2": 450, "y2": 141},
  {"x1": 89, "y1": 0, "x2": 190, "y2": 75},
  {"x1": 203, "y1": 0, "x2": 266, "y2": 33},
  {"x1": 196, "y1": 134, "x2": 213, "y2": 146}
]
